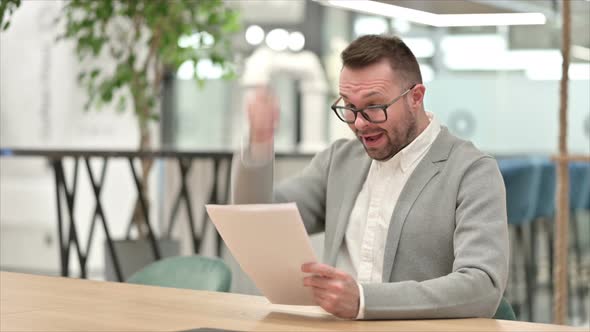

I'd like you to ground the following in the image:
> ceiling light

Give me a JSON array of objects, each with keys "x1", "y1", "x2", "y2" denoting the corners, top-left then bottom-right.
[
  {"x1": 178, "y1": 35, "x2": 198, "y2": 49},
  {"x1": 245, "y1": 25, "x2": 265, "y2": 46},
  {"x1": 265, "y1": 28, "x2": 289, "y2": 51},
  {"x1": 177, "y1": 59, "x2": 223, "y2": 80},
  {"x1": 438, "y1": 13, "x2": 546, "y2": 27},
  {"x1": 330, "y1": 0, "x2": 434, "y2": 26},
  {"x1": 201, "y1": 32, "x2": 215, "y2": 47},
  {"x1": 288, "y1": 31, "x2": 305, "y2": 52},
  {"x1": 196, "y1": 59, "x2": 223, "y2": 80},
  {"x1": 322, "y1": 0, "x2": 546, "y2": 27},
  {"x1": 177, "y1": 60, "x2": 195, "y2": 80},
  {"x1": 177, "y1": 32, "x2": 215, "y2": 49}
]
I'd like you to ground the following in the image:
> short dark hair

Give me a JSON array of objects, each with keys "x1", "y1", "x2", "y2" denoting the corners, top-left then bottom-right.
[{"x1": 341, "y1": 34, "x2": 422, "y2": 86}]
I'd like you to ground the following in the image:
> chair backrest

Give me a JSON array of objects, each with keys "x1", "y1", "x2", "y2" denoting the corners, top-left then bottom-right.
[
  {"x1": 493, "y1": 297, "x2": 517, "y2": 321},
  {"x1": 533, "y1": 158, "x2": 556, "y2": 220},
  {"x1": 127, "y1": 255, "x2": 232, "y2": 292},
  {"x1": 569, "y1": 162, "x2": 590, "y2": 211},
  {"x1": 498, "y1": 158, "x2": 541, "y2": 225}
]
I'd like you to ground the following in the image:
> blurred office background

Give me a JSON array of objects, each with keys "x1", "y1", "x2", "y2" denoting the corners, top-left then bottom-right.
[{"x1": 1, "y1": 0, "x2": 589, "y2": 325}]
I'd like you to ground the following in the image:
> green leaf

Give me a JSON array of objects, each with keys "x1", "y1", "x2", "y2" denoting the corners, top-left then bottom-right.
[
  {"x1": 147, "y1": 97, "x2": 155, "y2": 108},
  {"x1": 55, "y1": 0, "x2": 241, "y2": 128},
  {"x1": 101, "y1": 90, "x2": 113, "y2": 103},
  {"x1": 222, "y1": 70, "x2": 236, "y2": 80},
  {"x1": 148, "y1": 113, "x2": 160, "y2": 122},
  {"x1": 222, "y1": 11, "x2": 241, "y2": 33},
  {"x1": 116, "y1": 96, "x2": 128, "y2": 113},
  {"x1": 116, "y1": 67, "x2": 133, "y2": 86}
]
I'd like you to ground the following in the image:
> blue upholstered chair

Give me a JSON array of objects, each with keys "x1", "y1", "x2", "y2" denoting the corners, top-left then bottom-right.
[
  {"x1": 568, "y1": 162, "x2": 590, "y2": 321},
  {"x1": 493, "y1": 297, "x2": 517, "y2": 321},
  {"x1": 498, "y1": 158, "x2": 541, "y2": 225},
  {"x1": 498, "y1": 157, "x2": 542, "y2": 321},
  {"x1": 533, "y1": 158, "x2": 557, "y2": 221},
  {"x1": 127, "y1": 255, "x2": 232, "y2": 292},
  {"x1": 528, "y1": 158, "x2": 557, "y2": 320},
  {"x1": 529, "y1": 160, "x2": 589, "y2": 322},
  {"x1": 569, "y1": 162, "x2": 590, "y2": 212}
]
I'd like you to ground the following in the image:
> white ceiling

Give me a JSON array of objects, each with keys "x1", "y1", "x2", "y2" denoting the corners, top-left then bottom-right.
[
  {"x1": 229, "y1": 0, "x2": 306, "y2": 24},
  {"x1": 375, "y1": 0, "x2": 589, "y2": 48},
  {"x1": 230, "y1": 0, "x2": 590, "y2": 49}
]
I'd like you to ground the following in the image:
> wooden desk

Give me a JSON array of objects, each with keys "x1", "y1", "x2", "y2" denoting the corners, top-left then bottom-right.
[{"x1": 0, "y1": 272, "x2": 584, "y2": 332}]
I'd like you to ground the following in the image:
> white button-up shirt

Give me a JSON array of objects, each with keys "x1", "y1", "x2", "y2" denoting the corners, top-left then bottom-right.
[{"x1": 335, "y1": 113, "x2": 441, "y2": 318}]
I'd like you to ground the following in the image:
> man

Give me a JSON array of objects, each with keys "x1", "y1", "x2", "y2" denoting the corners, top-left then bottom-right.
[{"x1": 231, "y1": 34, "x2": 509, "y2": 320}]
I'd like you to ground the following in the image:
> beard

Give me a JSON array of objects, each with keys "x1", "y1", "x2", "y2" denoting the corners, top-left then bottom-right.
[{"x1": 358, "y1": 103, "x2": 418, "y2": 161}]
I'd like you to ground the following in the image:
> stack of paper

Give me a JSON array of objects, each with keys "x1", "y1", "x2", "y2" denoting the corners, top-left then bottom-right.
[{"x1": 206, "y1": 203, "x2": 318, "y2": 305}]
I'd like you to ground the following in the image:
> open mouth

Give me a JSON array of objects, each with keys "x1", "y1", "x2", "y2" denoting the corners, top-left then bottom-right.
[
  {"x1": 365, "y1": 134, "x2": 380, "y2": 142},
  {"x1": 361, "y1": 133, "x2": 384, "y2": 146}
]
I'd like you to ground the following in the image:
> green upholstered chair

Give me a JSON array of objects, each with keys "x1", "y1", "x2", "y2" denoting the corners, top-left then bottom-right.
[
  {"x1": 127, "y1": 255, "x2": 231, "y2": 292},
  {"x1": 493, "y1": 297, "x2": 517, "y2": 320}
]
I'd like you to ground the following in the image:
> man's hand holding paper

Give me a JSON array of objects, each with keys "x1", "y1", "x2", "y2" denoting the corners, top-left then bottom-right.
[
  {"x1": 206, "y1": 203, "x2": 319, "y2": 306},
  {"x1": 302, "y1": 262, "x2": 360, "y2": 319}
]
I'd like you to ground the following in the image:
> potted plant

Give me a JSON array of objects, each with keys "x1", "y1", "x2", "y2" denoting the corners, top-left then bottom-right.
[{"x1": 54, "y1": 0, "x2": 240, "y2": 279}]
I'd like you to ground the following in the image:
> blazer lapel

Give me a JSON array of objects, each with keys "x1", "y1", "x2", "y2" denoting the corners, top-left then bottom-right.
[
  {"x1": 382, "y1": 127, "x2": 454, "y2": 281},
  {"x1": 326, "y1": 151, "x2": 371, "y2": 265}
]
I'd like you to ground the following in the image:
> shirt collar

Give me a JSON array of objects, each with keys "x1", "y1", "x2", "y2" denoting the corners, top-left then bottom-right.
[{"x1": 374, "y1": 112, "x2": 441, "y2": 173}]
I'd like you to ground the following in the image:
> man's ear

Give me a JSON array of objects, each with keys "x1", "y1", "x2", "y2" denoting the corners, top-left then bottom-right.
[{"x1": 409, "y1": 84, "x2": 426, "y2": 108}]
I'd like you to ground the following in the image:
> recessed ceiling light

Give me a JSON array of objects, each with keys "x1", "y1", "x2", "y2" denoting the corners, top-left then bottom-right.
[
  {"x1": 245, "y1": 25, "x2": 265, "y2": 46},
  {"x1": 318, "y1": 0, "x2": 546, "y2": 27},
  {"x1": 288, "y1": 31, "x2": 305, "y2": 52},
  {"x1": 266, "y1": 29, "x2": 289, "y2": 51}
]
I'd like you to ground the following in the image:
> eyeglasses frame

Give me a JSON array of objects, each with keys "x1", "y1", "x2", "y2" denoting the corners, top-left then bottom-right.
[{"x1": 331, "y1": 84, "x2": 417, "y2": 124}]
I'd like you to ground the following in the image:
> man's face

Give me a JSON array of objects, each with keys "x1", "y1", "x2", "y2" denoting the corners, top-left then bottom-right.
[{"x1": 339, "y1": 59, "x2": 418, "y2": 161}]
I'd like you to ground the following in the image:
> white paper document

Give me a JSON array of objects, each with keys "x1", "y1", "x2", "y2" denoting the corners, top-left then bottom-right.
[{"x1": 206, "y1": 202, "x2": 318, "y2": 305}]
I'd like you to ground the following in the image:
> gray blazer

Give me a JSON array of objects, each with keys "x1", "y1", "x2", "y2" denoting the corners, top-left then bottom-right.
[{"x1": 232, "y1": 127, "x2": 509, "y2": 320}]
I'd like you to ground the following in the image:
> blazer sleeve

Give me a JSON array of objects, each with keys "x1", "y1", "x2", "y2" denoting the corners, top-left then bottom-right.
[
  {"x1": 231, "y1": 142, "x2": 337, "y2": 234},
  {"x1": 361, "y1": 156, "x2": 509, "y2": 319}
]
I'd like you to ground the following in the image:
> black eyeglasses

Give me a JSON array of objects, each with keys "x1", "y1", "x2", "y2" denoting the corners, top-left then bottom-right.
[{"x1": 331, "y1": 84, "x2": 416, "y2": 124}]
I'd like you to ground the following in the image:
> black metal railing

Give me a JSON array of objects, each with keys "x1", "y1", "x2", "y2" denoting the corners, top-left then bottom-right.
[{"x1": 0, "y1": 148, "x2": 312, "y2": 281}]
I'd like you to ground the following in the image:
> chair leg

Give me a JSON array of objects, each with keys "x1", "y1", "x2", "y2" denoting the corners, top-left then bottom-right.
[
  {"x1": 523, "y1": 224, "x2": 535, "y2": 321},
  {"x1": 571, "y1": 211, "x2": 587, "y2": 323},
  {"x1": 515, "y1": 226, "x2": 532, "y2": 321},
  {"x1": 509, "y1": 227, "x2": 521, "y2": 319},
  {"x1": 577, "y1": 213, "x2": 589, "y2": 322},
  {"x1": 546, "y1": 219, "x2": 554, "y2": 322},
  {"x1": 549, "y1": 216, "x2": 574, "y2": 322}
]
